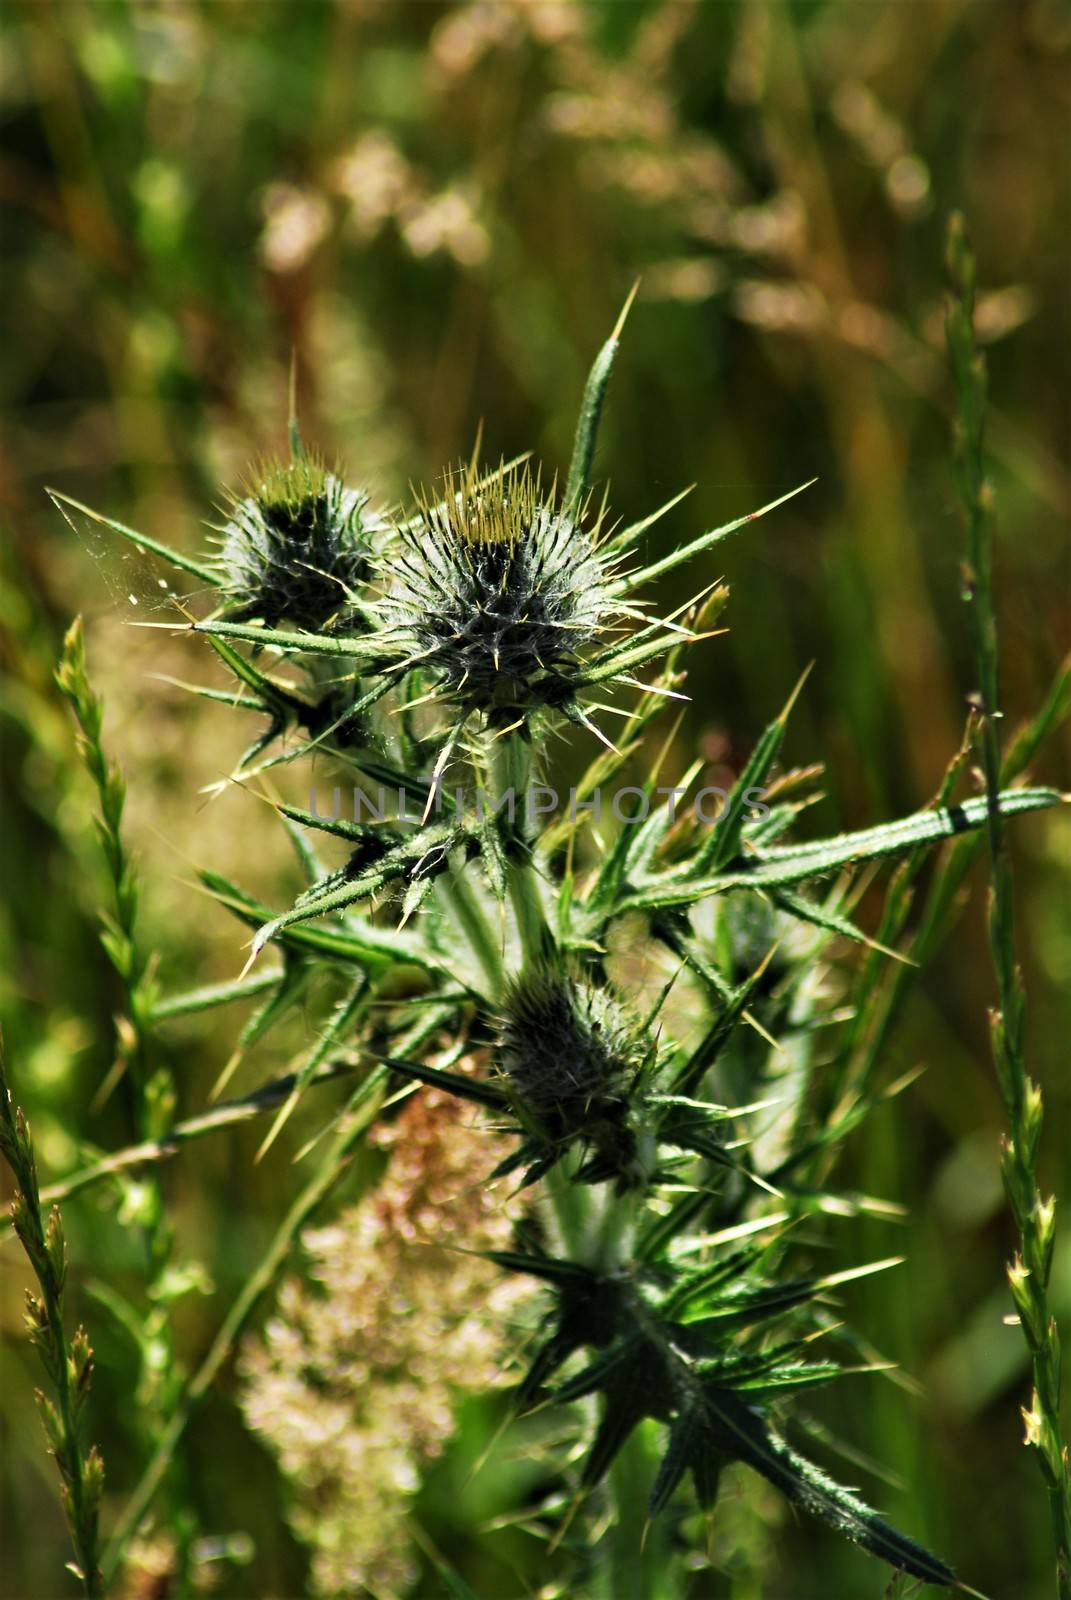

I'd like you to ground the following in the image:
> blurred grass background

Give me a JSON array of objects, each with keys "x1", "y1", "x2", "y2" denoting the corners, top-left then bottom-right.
[{"x1": 1, "y1": 2, "x2": 1069, "y2": 1596}]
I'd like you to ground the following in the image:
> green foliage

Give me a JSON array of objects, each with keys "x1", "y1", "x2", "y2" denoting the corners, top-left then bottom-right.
[
  {"x1": 41, "y1": 306, "x2": 1062, "y2": 1598},
  {"x1": 4, "y1": 8, "x2": 1069, "y2": 1595}
]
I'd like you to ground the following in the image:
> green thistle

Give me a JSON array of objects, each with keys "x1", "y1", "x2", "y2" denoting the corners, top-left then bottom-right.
[
  {"x1": 495, "y1": 969, "x2": 655, "y2": 1183},
  {"x1": 217, "y1": 453, "x2": 377, "y2": 631},
  {"x1": 51, "y1": 289, "x2": 1068, "y2": 1599},
  {"x1": 382, "y1": 460, "x2": 624, "y2": 731}
]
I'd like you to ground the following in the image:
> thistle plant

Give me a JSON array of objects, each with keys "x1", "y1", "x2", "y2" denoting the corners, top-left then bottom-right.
[{"x1": 40, "y1": 289, "x2": 1067, "y2": 1598}]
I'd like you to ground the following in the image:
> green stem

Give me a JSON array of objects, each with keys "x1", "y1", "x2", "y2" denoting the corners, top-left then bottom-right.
[
  {"x1": 57, "y1": 619, "x2": 185, "y2": 1539},
  {"x1": 439, "y1": 866, "x2": 505, "y2": 998},
  {"x1": 947, "y1": 213, "x2": 1071, "y2": 1598},
  {"x1": 491, "y1": 733, "x2": 658, "y2": 1582},
  {"x1": 606, "y1": 1427, "x2": 674, "y2": 1600},
  {"x1": 0, "y1": 1047, "x2": 104, "y2": 1598},
  {"x1": 494, "y1": 734, "x2": 549, "y2": 972},
  {"x1": 0, "y1": 1064, "x2": 355, "y2": 1225},
  {"x1": 543, "y1": 1156, "x2": 593, "y2": 1263},
  {"x1": 508, "y1": 859, "x2": 547, "y2": 973}
]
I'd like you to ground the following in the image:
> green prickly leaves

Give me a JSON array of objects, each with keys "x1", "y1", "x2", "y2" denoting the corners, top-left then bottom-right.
[
  {"x1": 621, "y1": 788, "x2": 1061, "y2": 911},
  {"x1": 382, "y1": 1056, "x2": 508, "y2": 1111},
  {"x1": 693, "y1": 1388, "x2": 957, "y2": 1586},
  {"x1": 695, "y1": 666, "x2": 811, "y2": 875},
  {"x1": 247, "y1": 823, "x2": 461, "y2": 961},
  {"x1": 47, "y1": 490, "x2": 221, "y2": 586},
  {"x1": 197, "y1": 868, "x2": 436, "y2": 972}
]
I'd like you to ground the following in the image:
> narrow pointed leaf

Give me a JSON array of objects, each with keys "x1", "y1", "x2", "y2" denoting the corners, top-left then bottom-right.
[
  {"x1": 623, "y1": 788, "x2": 1061, "y2": 908},
  {"x1": 551, "y1": 1339, "x2": 642, "y2": 1405},
  {"x1": 190, "y1": 617, "x2": 387, "y2": 660},
  {"x1": 694, "y1": 673, "x2": 809, "y2": 874},
  {"x1": 250, "y1": 825, "x2": 460, "y2": 958},
  {"x1": 612, "y1": 485, "x2": 695, "y2": 554},
  {"x1": 771, "y1": 887, "x2": 905, "y2": 960},
  {"x1": 671, "y1": 952, "x2": 778, "y2": 1096},
  {"x1": 197, "y1": 869, "x2": 437, "y2": 972},
  {"x1": 576, "y1": 629, "x2": 680, "y2": 688},
  {"x1": 382, "y1": 1056, "x2": 507, "y2": 1110},
  {"x1": 565, "y1": 284, "x2": 637, "y2": 512},
  {"x1": 256, "y1": 974, "x2": 369, "y2": 1161},
  {"x1": 635, "y1": 1189, "x2": 715, "y2": 1264},
  {"x1": 732, "y1": 1361, "x2": 843, "y2": 1395},
  {"x1": 581, "y1": 1384, "x2": 646, "y2": 1488},
  {"x1": 485, "y1": 1251, "x2": 596, "y2": 1288},
  {"x1": 699, "y1": 1389, "x2": 957, "y2": 1586},
  {"x1": 151, "y1": 971, "x2": 281, "y2": 1021},
  {"x1": 648, "y1": 1404, "x2": 703, "y2": 1517},
  {"x1": 199, "y1": 632, "x2": 313, "y2": 717},
  {"x1": 661, "y1": 1243, "x2": 773, "y2": 1316},
  {"x1": 617, "y1": 480, "x2": 815, "y2": 593},
  {"x1": 48, "y1": 490, "x2": 221, "y2": 585},
  {"x1": 753, "y1": 788, "x2": 1059, "y2": 873}
]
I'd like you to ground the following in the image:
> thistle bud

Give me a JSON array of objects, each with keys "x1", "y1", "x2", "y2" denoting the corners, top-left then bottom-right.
[
  {"x1": 496, "y1": 970, "x2": 649, "y2": 1153},
  {"x1": 385, "y1": 463, "x2": 616, "y2": 726},
  {"x1": 217, "y1": 454, "x2": 376, "y2": 631}
]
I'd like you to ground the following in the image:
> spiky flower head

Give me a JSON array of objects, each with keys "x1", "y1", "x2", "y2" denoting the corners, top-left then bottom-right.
[
  {"x1": 217, "y1": 453, "x2": 376, "y2": 630},
  {"x1": 495, "y1": 968, "x2": 655, "y2": 1183},
  {"x1": 383, "y1": 461, "x2": 619, "y2": 728}
]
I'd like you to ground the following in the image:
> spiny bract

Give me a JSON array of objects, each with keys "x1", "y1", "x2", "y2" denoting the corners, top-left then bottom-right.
[
  {"x1": 217, "y1": 453, "x2": 376, "y2": 631},
  {"x1": 382, "y1": 461, "x2": 616, "y2": 725}
]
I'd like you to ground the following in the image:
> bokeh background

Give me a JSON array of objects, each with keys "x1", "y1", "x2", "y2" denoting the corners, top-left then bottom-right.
[{"x1": 2, "y1": 2, "x2": 1069, "y2": 1596}]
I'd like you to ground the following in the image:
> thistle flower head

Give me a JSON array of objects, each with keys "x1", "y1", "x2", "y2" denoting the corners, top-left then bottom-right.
[
  {"x1": 495, "y1": 969, "x2": 655, "y2": 1181},
  {"x1": 217, "y1": 453, "x2": 376, "y2": 630},
  {"x1": 384, "y1": 461, "x2": 617, "y2": 726}
]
